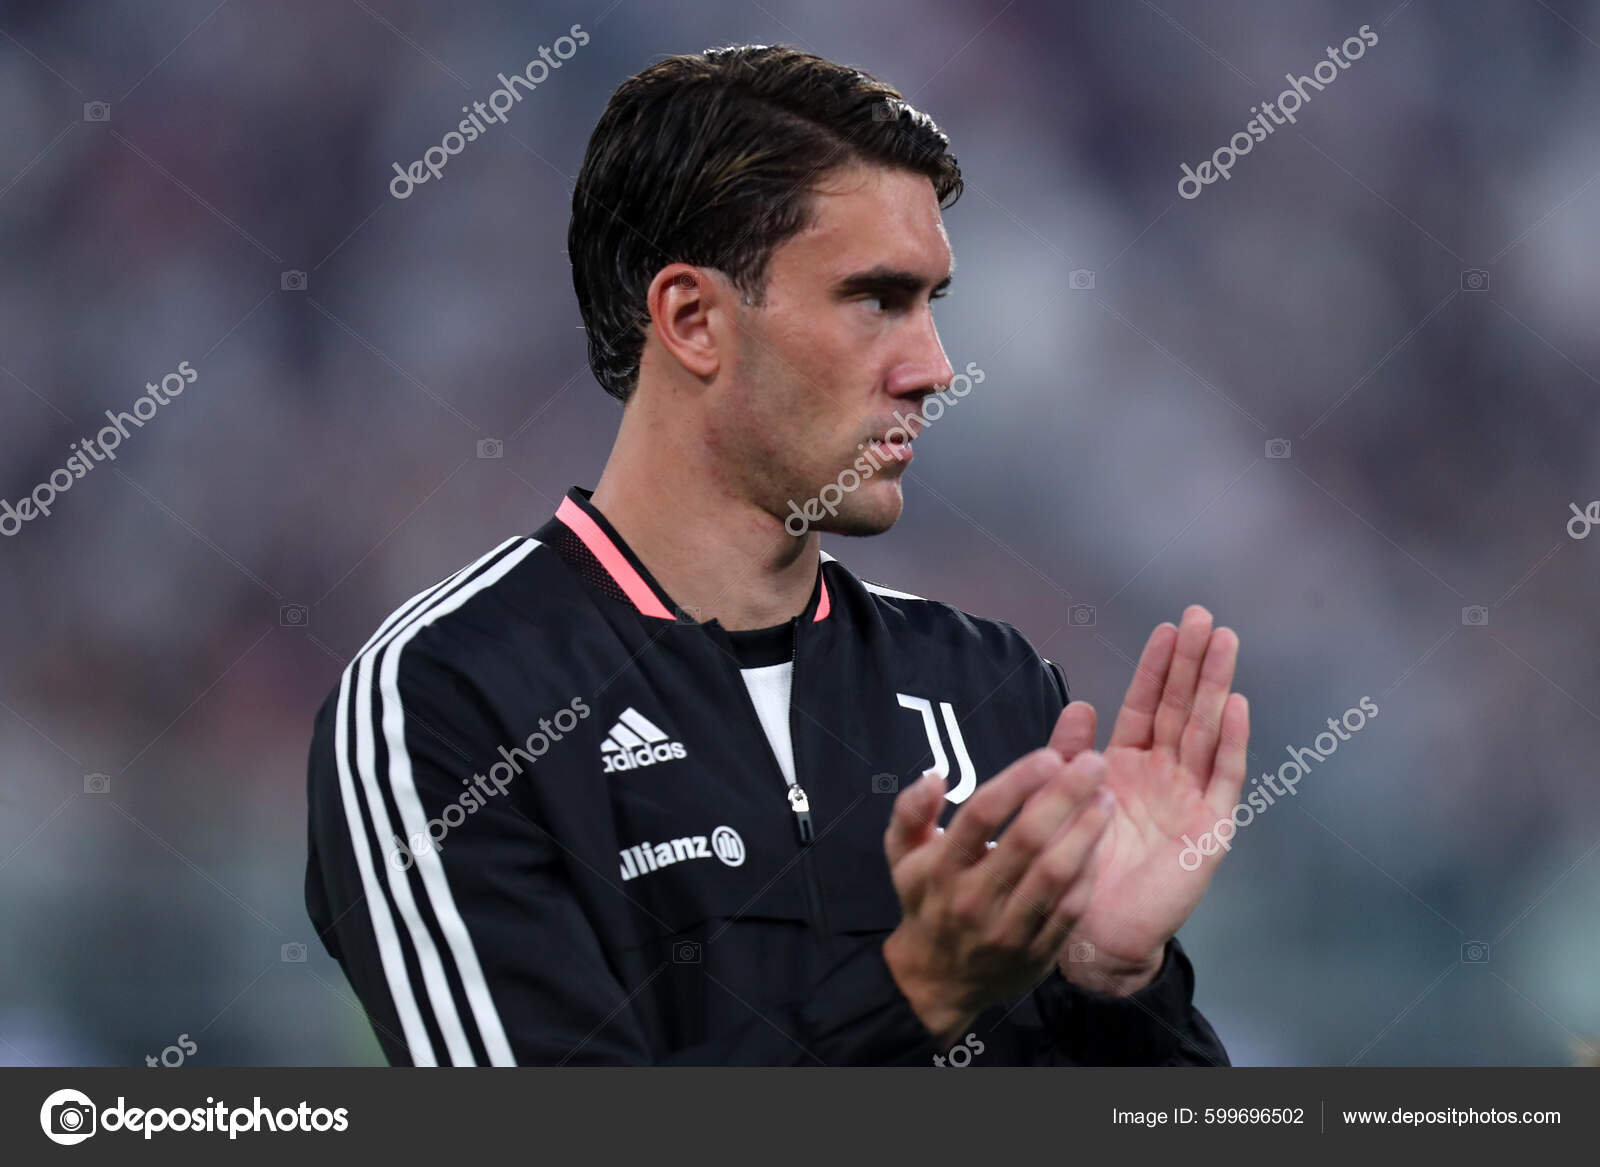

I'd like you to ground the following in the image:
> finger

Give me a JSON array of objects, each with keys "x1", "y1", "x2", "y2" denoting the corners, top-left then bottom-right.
[
  {"x1": 884, "y1": 769, "x2": 946, "y2": 869},
  {"x1": 1038, "y1": 872, "x2": 1099, "y2": 962},
  {"x1": 1203, "y1": 693, "x2": 1251, "y2": 820},
  {"x1": 1107, "y1": 623, "x2": 1178, "y2": 750},
  {"x1": 1177, "y1": 626, "x2": 1240, "y2": 779},
  {"x1": 977, "y1": 750, "x2": 1108, "y2": 896},
  {"x1": 1048, "y1": 700, "x2": 1098, "y2": 761},
  {"x1": 939, "y1": 748, "x2": 1065, "y2": 872},
  {"x1": 994, "y1": 785, "x2": 1114, "y2": 948},
  {"x1": 1151, "y1": 605, "x2": 1214, "y2": 753}
]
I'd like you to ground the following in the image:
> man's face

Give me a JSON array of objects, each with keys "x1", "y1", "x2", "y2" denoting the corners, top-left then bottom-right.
[{"x1": 707, "y1": 162, "x2": 956, "y2": 537}]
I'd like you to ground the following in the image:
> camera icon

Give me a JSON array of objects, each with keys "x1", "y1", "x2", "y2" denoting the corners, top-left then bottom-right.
[
  {"x1": 49, "y1": 1098, "x2": 96, "y2": 1140},
  {"x1": 872, "y1": 100, "x2": 896, "y2": 121},
  {"x1": 672, "y1": 940, "x2": 701, "y2": 964},
  {"x1": 1068, "y1": 941, "x2": 1096, "y2": 963},
  {"x1": 83, "y1": 101, "x2": 111, "y2": 122},
  {"x1": 1068, "y1": 603, "x2": 1096, "y2": 628},
  {"x1": 871, "y1": 772, "x2": 899, "y2": 794},
  {"x1": 476, "y1": 438, "x2": 504, "y2": 459},
  {"x1": 281, "y1": 942, "x2": 307, "y2": 963},
  {"x1": 1461, "y1": 940, "x2": 1490, "y2": 964},
  {"x1": 84, "y1": 772, "x2": 111, "y2": 794},
  {"x1": 279, "y1": 603, "x2": 309, "y2": 627},
  {"x1": 280, "y1": 270, "x2": 308, "y2": 292},
  {"x1": 1460, "y1": 269, "x2": 1490, "y2": 293},
  {"x1": 1265, "y1": 438, "x2": 1292, "y2": 459},
  {"x1": 1461, "y1": 605, "x2": 1489, "y2": 626},
  {"x1": 1068, "y1": 268, "x2": 1096, "y2": 291}
]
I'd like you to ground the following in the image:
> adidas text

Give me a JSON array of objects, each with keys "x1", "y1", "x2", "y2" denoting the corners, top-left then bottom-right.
[{"x1": 602, "y1": 741, "x2": 687, "y2": 772}]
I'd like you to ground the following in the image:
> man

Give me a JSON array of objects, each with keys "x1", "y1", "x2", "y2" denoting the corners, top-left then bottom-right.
[{"x1": 305, "y1": 44, "x2": 1250, "y2": 1066}]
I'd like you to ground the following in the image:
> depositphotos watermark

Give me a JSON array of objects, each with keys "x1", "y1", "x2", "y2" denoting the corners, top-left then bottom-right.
[
  {"x1": 1567, "y1": 500, "x2": 1599, "y2": 539},
  {"x1": 1178, "y1": 23, "x2": 1379, "y2": 200},
  {"x1": 387, "y1": 697, "x2": 589, "y2": 870},
  {"x1": 933, "y1": 1031, "x2": 986, "y2": 1067},
  {"x1": 39, "y1": 1088, "x2": 347, "y2": 1144},
  {"x1": 784, "y1": 361, "x2": 985, "y2": 536},
  {"x1": 1178, "y1": 695, "x2": 1379, "y2": 870},
  {"x1": 390, "y1": 25, "x2": 589, "y2": 199},
  {"x1": 144, "y1": 1032, "x2": 196, "y2": 1068},
  {"x1": 2, "y1": 360, "x2": 198, "y2": 536}
]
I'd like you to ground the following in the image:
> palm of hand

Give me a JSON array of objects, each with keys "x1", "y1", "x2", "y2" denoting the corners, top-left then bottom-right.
[
  {"x1": 1050, "y1": 608, "x2": 1250, "y2": 978},
  {"x1": 1065, "y1": 744, "x2": 1222, "y2": 968}
]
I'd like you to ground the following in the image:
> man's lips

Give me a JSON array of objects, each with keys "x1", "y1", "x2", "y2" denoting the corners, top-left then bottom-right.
[{"x1": 864, "y1": 436, "x2": 914, "y2": 464}]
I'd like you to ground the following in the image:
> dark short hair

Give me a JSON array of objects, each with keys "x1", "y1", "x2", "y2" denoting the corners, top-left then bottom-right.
[{"x1": 568, "y1": 44, "x2": 963, "y2": 404}]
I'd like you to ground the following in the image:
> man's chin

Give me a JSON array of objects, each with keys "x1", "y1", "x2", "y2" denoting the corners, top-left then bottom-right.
[{"x1": 814, "y1": 482, "x2": 904, "y2": 537}]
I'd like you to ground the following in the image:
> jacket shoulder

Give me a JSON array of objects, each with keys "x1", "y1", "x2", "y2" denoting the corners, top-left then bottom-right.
[
  {"x1": 821, "y1": 552, "x2": 1072, "y2": 712},
  {"x1": 314, "y1": 534, "x2": 578, "y2": 706},
  {"x1": 822, "y1": 551, "x2": 1053, "y2": 669}
]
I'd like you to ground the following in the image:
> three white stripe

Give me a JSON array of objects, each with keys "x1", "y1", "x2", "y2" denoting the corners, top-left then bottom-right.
[
  {"x1": 333, "y1": 535, "x2": 538, "y2": 1066},
  {"x1": 601, "y1": 707, "x2": 669, "y2": 752},
  {"x1": 336, "y1": 544, "x2": 925, "y2": 1063}
]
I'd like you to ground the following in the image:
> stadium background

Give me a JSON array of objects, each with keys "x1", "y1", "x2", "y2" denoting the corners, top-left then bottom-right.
[{"x1": 2, "y1": 0, "x2": 1597, "y2": 1066}]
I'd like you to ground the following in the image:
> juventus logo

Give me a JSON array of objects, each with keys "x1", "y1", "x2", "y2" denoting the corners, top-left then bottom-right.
[{"x1": 896, "y1": 693, "x2": 977, "y2": 803}]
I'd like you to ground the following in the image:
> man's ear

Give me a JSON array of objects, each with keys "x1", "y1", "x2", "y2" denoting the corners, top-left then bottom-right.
[{"x1": 646, "y1": 264, "x2": 723, "y2": 381}]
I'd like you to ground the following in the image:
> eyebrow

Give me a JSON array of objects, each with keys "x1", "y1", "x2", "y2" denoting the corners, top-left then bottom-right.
[{"x1": 832, "y1": 261, "x2": 955, "y2": 298}]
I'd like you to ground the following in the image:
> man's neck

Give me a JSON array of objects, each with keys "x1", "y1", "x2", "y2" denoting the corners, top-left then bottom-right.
[{"x1": 587, "y1": 413, "x2": 818, "y2": 632}]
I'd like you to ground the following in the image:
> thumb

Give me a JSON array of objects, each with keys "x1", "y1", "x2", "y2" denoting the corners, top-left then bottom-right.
[
  {"x1": 1048, "y1": 700, "x2": 1098, "y2": 761},
  {"x1": 885, "y1": 769, "x2": 946, "y2": 867}
]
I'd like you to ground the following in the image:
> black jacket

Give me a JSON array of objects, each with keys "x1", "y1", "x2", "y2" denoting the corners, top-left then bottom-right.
[{"x1": 304, "y1": 486, "x2": 1230, "y2": 1066}]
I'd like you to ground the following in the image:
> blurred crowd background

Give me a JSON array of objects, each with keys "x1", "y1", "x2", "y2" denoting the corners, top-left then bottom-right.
[{"x1": 2, "y1": 0, "x2": 1597, "y2": 1066}]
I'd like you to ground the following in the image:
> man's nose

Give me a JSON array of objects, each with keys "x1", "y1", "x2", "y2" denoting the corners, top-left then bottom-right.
[{"x1": 886, "y1": 312, "x2": 955, "y2": 402}]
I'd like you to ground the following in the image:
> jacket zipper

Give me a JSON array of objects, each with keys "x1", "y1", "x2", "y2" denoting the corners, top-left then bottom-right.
[
  {"x1": 787, "y1": 784, "x2": 815, "y2": 842},
  {"x1": 712, "y1": 605, "x2": 830, "y2": 939},
  {"x1": 783, "y1": 618, "x2": 814, "y2": 843},
  {"x1": 785, "y1": 615, "x2": 831, "y2": 941}
]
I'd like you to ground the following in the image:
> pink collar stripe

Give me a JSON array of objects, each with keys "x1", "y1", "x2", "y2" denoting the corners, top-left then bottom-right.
[
  {"x1": 555, "y1": 497, "x2": 675, "y2": 619},
  {"x1": 556, "y1": 496, "x2": 832, "y2": 623}
]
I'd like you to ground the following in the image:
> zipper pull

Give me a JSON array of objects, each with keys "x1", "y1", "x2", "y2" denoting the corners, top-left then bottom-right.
[{"x1": 787, "y1": 785, "x2": 815, "y2": 844}]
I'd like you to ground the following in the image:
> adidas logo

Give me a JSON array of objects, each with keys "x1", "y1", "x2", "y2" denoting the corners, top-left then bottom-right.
[{"x1": 601, "y1": 707, "x2": 687, "y2": 773}]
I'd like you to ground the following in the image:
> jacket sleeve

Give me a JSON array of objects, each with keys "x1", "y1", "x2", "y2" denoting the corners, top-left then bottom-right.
[
  {"x1": 1042, "y1": 655, "x2": 1070, "y2": 707},
  {"x1": 1027, "y1": 937, "x2": 1231, "y2": 1065},
  {"x1": 305, "y1": 638, "x2": 946, "y2": 1066}
]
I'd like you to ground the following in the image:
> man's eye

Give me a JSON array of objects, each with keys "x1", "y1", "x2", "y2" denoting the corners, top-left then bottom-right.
[{"x1": 860, "y1": 290, "x2": 946, "y2": 313}]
